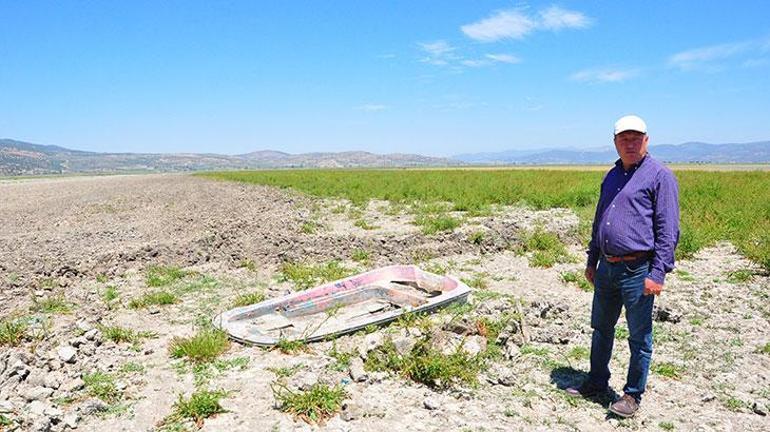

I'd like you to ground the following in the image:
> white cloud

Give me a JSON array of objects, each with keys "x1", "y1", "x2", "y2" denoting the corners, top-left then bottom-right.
[
  {"x1": 418, "y1": 40, "x2": 458, "y2": 65},
  {"x1": 356, "y1": 104, "x2": 389, "y2": 112},
  {"x1": 539, "y1": 6, "x2": 592, "y2": 30},
  {"x1": 570, "y1": 68, "x2": 638, "y2": 83},
  {"x1": 461, "y1": 10, "x2": 536, "y2": 42},
  {"x1": 461, "y1": 6, "x2": 591, "y2": 42},
  {"x1": 668, "y1": 36, "x2": 770, "y2": 71},
  {"x1": 485, "y1": 53, "x2": 521, "y2": 64},
  {"x1": 461, "y1": 59, "x2": 491, "y2": 68}
]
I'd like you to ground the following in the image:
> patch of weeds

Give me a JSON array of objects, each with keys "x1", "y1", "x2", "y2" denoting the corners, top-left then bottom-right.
[
  {"x1": 169, "y1": 328, "x2": 230, "y2": 364},
  {"x1": 96, "y1": 274, "x2": 109, "y2": 283},
  {"x1": 272, "y1": 382, "x2": 346, "y2": 424},
  {"x1": 726, "y1": 269, "x2": 754, "y2": 283},
  {"x1": 177, "y1": 275, "x2": 218, "y2": 295},
  {"x1": 519, "y1": 344, "x2": 550, "y2": 357},
  {"x1": 567, "y1": 346, "x2": 589, "y2": 361},
  {"x1": 213, "y1": 357, "x2": 249, "y2": 372},
  {"x1": 351, "y1": 249, "x2": 371, "y2": 263},
  {"x1": 119, "y1": 362, "x2": 145, "y2": 374},
  {"x1": 237, "y1": 258, "x2": 257, "y2": 271},
  {"x1": 615, "y1": 327, "x2": 629, "y2": 340},
  {"x1": 275, "y1": 338, "x2": 308, "y2": 354},
  {"x1": 103, "y1": 286, "x2": 119, "y2": 303},
  {"x1": 363, "y1": 324, "x2": 379, "y2": 334},
  {"x1": 688, "y1": 315, "x2": 705, "y2": 326},
  {"x1": 560, "y1": 271, "x2": 593, "y2": 292},
  {"x1": 462, "y1": 272, "x2": 489, "y2": 290},
  {"x1": 468, "y1": 230, "x2": 485, "y2": 245},
  {"x1": 0, "y1": 414, "x2": 14, "y2": 427},
  {"x1": 83, "y1": 371, "x2": 121, "y2": 403},
  {"x1": 722, "y1": 396, "x2": 748, "y2": 412},
  {"x1": 659, "y1": 421, "x2": 675, "y2": 431},
  {"x1": 326, "y1": 343, "x2": 353, "y2": 372},
  {"x1": 674, "y1": 269, "x2": 695, "y2": 282},
  {"x1": 364, "y1": 338, "x2": 481, "y2": 389},
  {"x1": 0, "y1": 317, "x2": 28, "y2": 346},
  {"x1": 166, "y1": 389, "x2": 227, "y2": 428},
  {"x1": 414, "y1": 213, "x2": 461, "y2": 235},
  {"x1": 423, "y1": 262, "x2": 449, "y2": 275},
  {"x1": 231, "y1": 291, "x2": 266, "y2": 308},
  {"x1": 301, "y1": 221, "x2": 318, "y2": 234},
  {"x1": 267, "y1": 364, "x2": 305, "y2": 378},
  {"x1": 146, "y1": 265, "x2": 189, "y2": 287},
  {"x1": 128, "y1": 290, "x2": 179, "y2": 309},
  {"x1": 100, "y1": 325, "x2": 156, "y2": 344},
  {"x1": 651, "y1": 362, "x2": 684, "y2": 379},
  {"x1": 31, "y1": 295, "x2": 72, "y2": 314},
  {"x1": 757, "y1": 342, "x2": 770, "y2": 355},
  {"x1": 519, "y1": 228, "x2": 573, "y2": 268},
  {"x1": 354, "y1": 218, "x2": 378, "y2": 230},
  {"x1": 278, "y1": 260, "x2": 355, "y2": 290}
]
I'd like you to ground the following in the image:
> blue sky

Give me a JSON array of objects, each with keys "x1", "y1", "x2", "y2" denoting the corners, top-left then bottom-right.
[{"x1": 1, "y1": 1, "x2": 769, "y2": 156}]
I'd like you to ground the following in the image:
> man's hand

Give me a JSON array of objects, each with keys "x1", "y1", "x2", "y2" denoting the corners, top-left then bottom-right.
[
  {"x1": 585, "y1": 267, "x2": 596, "y2": 286},
  {"x1": 644, "y1": 278, "x2": 663, "y2": 296}
]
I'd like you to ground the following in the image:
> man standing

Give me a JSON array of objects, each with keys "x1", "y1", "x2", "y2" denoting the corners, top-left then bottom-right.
[{"x1": 566, "y1": 115, "x2": 680, "y2": 418}]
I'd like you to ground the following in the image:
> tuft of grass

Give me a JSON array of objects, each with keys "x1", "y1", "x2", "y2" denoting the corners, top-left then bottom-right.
[
  {"x1": 560, "y1": 271, "x2": 593, "y2": 292},
  {"x1": 615, "y1": 327, "x2": 629, "y2": 340},
  {"x1": 83, "y1": 371, "x2": 121, "y2": 403},
  {"x1": 96, "y1": 274, "x2": 109, "y2": 283},
  {"x1": 726, "y1": 269, "x2": 754, "y2": 283},
  {"x1": 567, "y1": 346, "x2": 589, "y2": 361},
  {"x1": 461, "y1": 273, "x2": 489, "y2": 290},
  {"x1": 326, "y1": 343, "x2": 353, "y2": 372},
  {"x1": 275, "y1": 338, "x2": 308, "y2": 354},
  {"x1": 757, "y1": 342, "x2": 770, "y2": 355},
  {"x1": 353, "y1": 218, "x2": 378, "y2": 230},
  {"x1": 0, "y1": 317, "x2": 28, "y2": 346},
  {"x1": 237, "y1": 258, "x2": 257, "y2": 272},
  {"x1": 468, "y1": 230, "x2": 485, "y2": 245},
  {"x1": 128, "y1": 290, "x2": 179, "y2": 309},
  {"x1": 267, "y1": 364, "x2": 305, "y2": 378},
  {"x1": 119, "y1": 362, "x2": 145, "y2": 374},
  {"x1": 102, "y1": 286, "x2": 119, "y2": 303},
  {"x1": 414, "y1": 213, "x2": 461, "y2": 235},
  {"x1": 99, "y1": 325, "x2": 156, "y2": 344},
  {"x1": 172, "y1": 389, "x2": 227, "y2": 426},
  {"x1": 351, "y1": 249, "x2": 371, "y2": 263},
  {"x1": 674, "y1": 269, "x2": 695, "y2": 282},
  {"x1": 519, "y1": 228, "x2": 572, "y2": 268},
  {"x1": 231, "y1": 291, "x2": 266, "y2": 308},
  {"x1": 278, "y1": 260, "x2": 355, "y2": 291},
  {"x1": 364, "y1": 338, "x2": 482, "y2": 389},
  {"x1": 146, "y1": 266, "x2": 188, "y2": 287},
  {"x1": 651, "y1": 362, "x2": 684, "y2": 379},
  {"x1": 170, "y1": 328, "x2": 230, "y2": 364},
  {"x1": 31, "y1": 295, "x2": 72, "y2": 314},
  {"x1": 300, "y1": 221, "x2": 318, "y2": 234},
  {"x1": 723, "y1": 396, "x2": 748, "y2": 412},
  {"x1": 659, "y1": 421, "x2": 675, "y2": 431},
  {"x1": 272, "y1": 382, "x2": 346, "y2": 424}
]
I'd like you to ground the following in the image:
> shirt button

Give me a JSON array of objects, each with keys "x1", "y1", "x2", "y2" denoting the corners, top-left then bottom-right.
[
  {"x1": 617, "y1": 188, "x2": 620, "y2": 191},
  {"x1": 612, "y1": 204, "x2": 615, "y2": 208},
  {"x1": 605, "y1": 240, "x2": 608, "y2": 243},
  {"x1": 606, "y1": 222, "x2": 610, "y2": 225},
  {"x1": 624, "y1": 173, "x2": 627, "y2": 176}
]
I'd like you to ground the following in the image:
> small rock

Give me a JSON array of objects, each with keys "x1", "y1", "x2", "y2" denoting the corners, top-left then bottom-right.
[
  {"x1": 391, "y1": 334, "x2": 416, "y2": 356},
  {"x1": 84, "y1": 329, "x2": 99, "y2": 341},
  {"x1": 28, "y1": 400, "x2": 49, "y2": 416},
  {"x1": 504, "y1": 343, "x2": 521, "y2": 360},
  {"x1": 753, "y1": 401, "x2": 767, "y2": 416},
  {"x1": 76, "y1": 320, "x2": 93, "y2": 333},
  {"x1": 63, "y1": 412, "x2": 79, "y2": 428},
  {"x1": 423, "y1": 397, "x2": 440, "y2": 410},
  {"x1": 57, "y1": 346, "x2": 77, "y2": 364},
  {"x1": 44, "y1": 371, "x2": 64, "y2": 389},
  {"x1": 357, "y1": 333, "x2": 384, "y2": 358},
  {"x1": 22, "y1": 386, "x2": 55, "y2": 402},
  {"x1": 701, "y1": 393, "x2": 716, "y2": 403},
  {"x1": 652, "y1": 305, "x2": 682, "y2": 323},
  {"x1": 69, "y1": 337, "x2": 88, "y2": 348},
  {"x1": 61, "y1": 378, "x2": 84, "y2": 393},
  {"x1": 369, "y1": 371, "x2": 388, "y2": 383},
  {"x1": 340, "y1": 401, "x2": 362, "y2": 421},
  {"x1": 461, "y1": 335, "x2": 487, "y2": 356},
  {"x1": 78, "y1": 399, "x2": 109, "y2": 416},
  {"x1": 348, "y1": 358, "x2": 367, "y2": 383},
  {"x1": 148, "y1": 308, "x2": 161, "y2": 315},
  {"x1": 79, "y1": 345, "x2": 96, "y2": 357},
  {"x1": 30, "y1": 417, "x2": 52, "y2": 432},
  {"x1": 44, "y1": 405, "x2": 63, "y2": 417},
  {"x1": 294, "y1": 372, "x2": 319, "y2": 391},
  {"x1": 0, "y1": 400, "x2": 15, "y2": 413}
]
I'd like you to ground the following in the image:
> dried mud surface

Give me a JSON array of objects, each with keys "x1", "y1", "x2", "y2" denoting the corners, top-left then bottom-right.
[{"x1": 0, "y1": 174, "x2": 768, "y2": 432}]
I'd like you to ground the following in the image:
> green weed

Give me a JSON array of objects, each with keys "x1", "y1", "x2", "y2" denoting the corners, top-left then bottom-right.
[
  {"x1": 231, "y1": 291, "x2": 266, "y2": 308},
  {"x1": 659, "y1": 421, "x2": 675, "y2": 431},
  {"x1": 171, "y1": 389, "x2": 227, "y2": 426},
  {"x1": 354, "y1": 218, "x2": 378, "y2": 230},
  {"x1": 560, "y1": 271, "x2": 593, "y2": 292},
  {"x1": 615, "y1": 327, "x2": 629, "y2": 340},
  {"x1": 169, "y1": 328, "x2": 230, "y2": 364},
  {"x1": 0, "y1": 318, "x2": 27, "y2": 346},
  {"x1": 119, "y1": 362, "x2": 145, "y2": 374},
  {"x1": 726, "y1": 269, "x2": 754, "y2": 283},
  {"x1": 275, "y1": 338, "x2": 308, "y2": 354},
  {"x1": 129, "y1": 290, "x2": 179, "y2": 309},
  {"x1": 272, "y1": 382, "x2": 346, "y2": 424},
  {"x1": 461, "y1": 273, "x2": 489, "y2": 289},
  {"x1": 414, "y1": 213, "x2": 461, "y2": 235},
  {"x1": 100, "y1": 325, "x2": 156, "y2": 344},
  {"x1": 146, "y1": 265, "x2": 189, "y2": 287},
  {"x1": 267, "y1": 364, "x2": 305, "y2": 378},
  {"x1": 31, "y1": 295, "x2": 72, "y2": 314},
  {"x1": 651, "y1": 362, "x2": 684, "y2": 379},
  {"x1": 237, "y1": 259, "x2": 257, "y2": 272},
  {"x1": 103, "y1": 286, "x2": 119, "y2": 303},
  {"x1": 520, "y1": 228, "x2": 572, "y2": 268},
  {"x1": 83, "y1": 371, "x2": 121, "y2": 403},
  {"x1": 758, "y1": 342, "x2": 770, "y2": 355},
  {"x1": 351, "y1": 249, "x2": 371, "y2": 263},
  {"x1": 567, "y1": 346, "x2": 589, "y2": 361},
  {"x1": 278, "y1": 260, "x2": 355, "y2": 290},
  {"x1": 468, "y1": 230, "x2": 485, "y2": 245}
]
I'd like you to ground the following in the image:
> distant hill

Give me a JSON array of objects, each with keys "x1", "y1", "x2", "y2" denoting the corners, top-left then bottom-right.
[
  {"x1": 453, "y1": 141, "x2": 770, "y2": 164},
  {"x1": 0, "y1": 139, "x2": 458, "y2": 175}
]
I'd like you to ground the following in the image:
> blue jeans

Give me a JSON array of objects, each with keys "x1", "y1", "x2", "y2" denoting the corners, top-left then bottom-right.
[{"x1": 588, "y1": 256, "x2": 654, "y2": 402}]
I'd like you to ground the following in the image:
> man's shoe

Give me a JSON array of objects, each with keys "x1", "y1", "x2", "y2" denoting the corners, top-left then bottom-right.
[
  {"x1": 609, "y1": 394, "x2": 640, "y2": 418},
  {"x1": 564, "y1": 381, "x2": 608, "y2": 398}
]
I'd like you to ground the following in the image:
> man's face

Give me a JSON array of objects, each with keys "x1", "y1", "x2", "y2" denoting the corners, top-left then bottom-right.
[{"x1": 614, "y1": 130, "x2": 649, "y2": 167}]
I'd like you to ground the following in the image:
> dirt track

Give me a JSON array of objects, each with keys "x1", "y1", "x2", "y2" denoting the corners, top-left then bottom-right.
[{"x1": 1, "y1": 174, "x2": 768, "y2": 432}]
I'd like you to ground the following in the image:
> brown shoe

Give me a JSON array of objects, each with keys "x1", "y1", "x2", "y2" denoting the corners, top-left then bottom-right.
[
  {"x1": 609, "y1": 394, "x2": 640, "y2": 418},
  {"x1": 564, "y1": 381, "x2": 608, "y2": 398}
]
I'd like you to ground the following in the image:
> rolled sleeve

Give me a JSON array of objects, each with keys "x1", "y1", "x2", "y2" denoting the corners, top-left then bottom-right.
[{"x1": 649, "y1": 169, "x2": 680, "y2": 285}]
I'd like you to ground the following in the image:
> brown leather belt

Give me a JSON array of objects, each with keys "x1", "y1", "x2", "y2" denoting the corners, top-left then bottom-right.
[{"x1": 604, "y1": 251, "x2": 651, "y2": 263}]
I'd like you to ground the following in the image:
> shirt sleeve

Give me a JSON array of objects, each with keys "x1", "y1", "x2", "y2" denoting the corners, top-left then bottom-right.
[
  {"x1": 648, "y1": 169, "x2": 680, "y2": 284},
  {"x1": 586, "y1": 177, "x2": 605, "y2": 270}
]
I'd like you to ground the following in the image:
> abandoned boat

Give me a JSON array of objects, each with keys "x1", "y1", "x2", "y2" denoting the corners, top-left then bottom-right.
[{"x1": 213, "y1": 264, "x2": 471, "y2": 346}]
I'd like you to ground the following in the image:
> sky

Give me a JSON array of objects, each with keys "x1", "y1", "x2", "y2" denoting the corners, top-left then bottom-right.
[{"x1": 1, "y1": 1, "x2": 769, "y2": 156}]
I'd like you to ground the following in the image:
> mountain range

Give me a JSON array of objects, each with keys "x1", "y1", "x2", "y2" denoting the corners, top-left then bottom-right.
[{"x1": 1, "y1": 138, "x2": 768, "y2": 176}]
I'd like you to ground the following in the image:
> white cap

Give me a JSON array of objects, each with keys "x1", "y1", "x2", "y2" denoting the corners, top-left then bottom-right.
[{"x1": 614, "y1": 115, "x2": 647, "y2": 135}]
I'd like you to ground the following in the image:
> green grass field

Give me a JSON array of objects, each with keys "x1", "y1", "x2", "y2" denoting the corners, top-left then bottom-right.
[{"x1": 198, "y1": 169, "x2": 770, "y2": 271}]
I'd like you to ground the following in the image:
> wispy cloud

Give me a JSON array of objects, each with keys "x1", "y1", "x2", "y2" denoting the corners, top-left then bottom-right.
[
  {"x1": 485, "y1": 53, "x2": 520, "y2": 64},
  {"x1": 355, "y1": 104, "x2": 389, "y2": 112},
  {"x1": 418, "y1": 40, "x2": 458, "y2": 65},
  {"x1": 570, "y1": 68, "x2": 639, "y2": 83},
  {"x1": 461, "y1": 6, "x2": 591, "y2": 42},
  {"x1": 668, "y1": 36, "x2": 770, "y2": 71}
]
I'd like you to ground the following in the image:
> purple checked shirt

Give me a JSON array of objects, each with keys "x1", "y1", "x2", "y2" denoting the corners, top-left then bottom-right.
[{"x1": 586, "y1": 154, "x2": 680, "y2": 284}]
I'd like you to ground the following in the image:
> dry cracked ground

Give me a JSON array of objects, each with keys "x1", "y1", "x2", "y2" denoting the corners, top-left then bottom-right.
[{"x1": 0, "y1": 174, "x2": 768, "y2": 432}]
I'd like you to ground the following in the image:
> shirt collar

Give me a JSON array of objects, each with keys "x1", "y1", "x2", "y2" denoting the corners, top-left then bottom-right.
[{"x1": 615, "y1": 153, "x2": 648, "y2": 171}]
